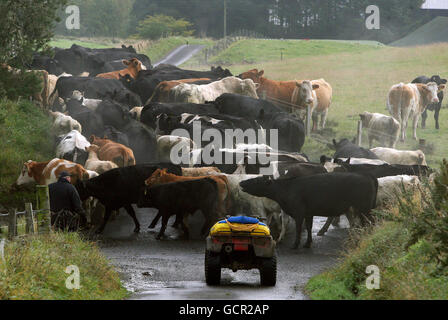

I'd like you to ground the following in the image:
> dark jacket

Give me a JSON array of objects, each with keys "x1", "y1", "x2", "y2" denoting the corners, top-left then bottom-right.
[{"x1": 49, "y1": 177, "x2": 84, "y2": 214}]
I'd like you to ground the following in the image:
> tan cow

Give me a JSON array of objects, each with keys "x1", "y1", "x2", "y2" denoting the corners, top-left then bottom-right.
[
  {"x1": 89, "y1": 135, "x2": 136, "y2": 167},
  {"x1": 147, "y1": 78, "x2": 211, "y2": 104},
  {"x1": 387, "y1": 82, "x2": 445, "y2": 142},
  {"x1": 291, "y1": 79, "x2": 333, "y2": 131},
  {"x1": 84, "y1": 145, "x2": 119, "y2": 174},
  {"x1": 96, "y1": 58, "x2": 145, "y2": 80},
  {"x1": 16, "y1": 158, "x2": 90, "y2": 186},
  {"x1": 239, "y1": 69, "x2": 298, "y2": 107},
  {"x1": 145, "y1": 168, "x2": 231, "y2": 216}
]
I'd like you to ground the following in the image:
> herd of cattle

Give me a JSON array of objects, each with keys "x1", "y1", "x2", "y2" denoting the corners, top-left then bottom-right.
[{"x1": 7, "y1": 43, "x2": 446, "y2": 249}]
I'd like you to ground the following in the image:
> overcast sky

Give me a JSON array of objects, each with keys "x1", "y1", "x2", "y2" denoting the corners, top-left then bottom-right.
[{"x1": 421, "y1": 0, "x2": 448, "y2": 10}]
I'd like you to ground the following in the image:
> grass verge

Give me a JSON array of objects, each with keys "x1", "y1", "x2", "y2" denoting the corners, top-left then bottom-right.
[
  {"x1": 0, "y1": 99, "x2": 54, "y2": 210},
  {"x1": 0, "y1": 232, "x2": 128, "y2": 299},
  {"x1": 306, "y1": 162, "x2": 448, "y2": 300}
]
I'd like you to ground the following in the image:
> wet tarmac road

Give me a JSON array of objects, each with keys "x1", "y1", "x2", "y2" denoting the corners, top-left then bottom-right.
[{"x1": 98, "y1": 207, "x2": 348, "y2": 300}]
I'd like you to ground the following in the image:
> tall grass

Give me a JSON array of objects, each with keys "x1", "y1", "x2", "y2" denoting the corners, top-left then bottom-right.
[
  {"x1": 0, "y1": 99, "x2": 54, "y2": 209},
  {"x1": 0, "y1": 232, "x2": 128, "y2": 299}
]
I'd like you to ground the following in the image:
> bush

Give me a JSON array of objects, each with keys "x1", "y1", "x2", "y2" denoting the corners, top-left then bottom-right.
[
  {"x1": 135, "y1": 14, "x2": 194, "y2": 40},
  {"x1": 0, "y1": 68, "x2": 42, "y2": 102}
]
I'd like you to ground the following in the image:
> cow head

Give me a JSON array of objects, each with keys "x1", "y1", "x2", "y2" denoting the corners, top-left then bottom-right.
[
  {"x1": 430, "y1": 75, "x2": 447, "y2": 85},
  {"x1": 292, "y1": 80, "x2": 319, "y2": 107},
  {"x1": 359, "y1": 111, "x2": 373, "y2": 127},
  {"x1": 239, "y1": 176, "x2": 273, "y2": 197},
  {"x1": 145, "y1": 168, "x2": 168, "y2": 186},
  {"x1": 422, "y1": 82, "x2": 443, "y2": 104},
  {"x1": 242, "y1": 79, "x2": 260, "y2": 98},
  {"x1": 123, "y1": 58, "x2": 145, "y2": 73},
  {"x1": 16, "y1": 160, "x2": 37, "y2": 185},
  {"x1": 239, "y1": 69, "x2": 264, "y2": 83},
  {"x1": 86, "y1": 144, "x2": 100, "y2": 153}
]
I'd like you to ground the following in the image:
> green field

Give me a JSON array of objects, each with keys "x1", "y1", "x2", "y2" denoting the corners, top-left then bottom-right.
[
  {"x1": 224, "y1": 42, "x2": 448, "y2": 166},
  {"x1": 209, "y1": 39, "x2": 383, "y2": 65}
]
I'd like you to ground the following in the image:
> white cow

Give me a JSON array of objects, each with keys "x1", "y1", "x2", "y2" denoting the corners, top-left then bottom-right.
[
  {"x1": 71, "y1": 90, "x2": 102, "y2": 111},
  {"x1": 371, "y1": 147, "x2": 427, "y2": 165},
  {"x1": 359, "y1": 111, "x2": 400, "y2": 148},
  {"x1": 157, "y1": 135, "x2": 197, "y2": 164},
  {"x1": 56, "y1": 130, "x2": 90, "y2": 162},
  {"x1": 172, "y1": 76, "x2": 259, "y2": 104},
  {"x1": 49, "y1": 111, "x2": 82, "y2": 135}
]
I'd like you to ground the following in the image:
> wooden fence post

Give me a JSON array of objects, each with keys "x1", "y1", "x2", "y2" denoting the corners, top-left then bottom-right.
[
  {"x1": 36, "y1": 185, "x2": 51, "y2": 234},
  {"x1": 25, "y1": 202, "x2": 35, "y2": 235},
  {"x1": 357, "y1": 120, "x2": 363, "y2": 146},
  {"x1": 306, "y1": 105, "x2": 312, "y2": 136},
  {"x1": 8, "y1": 209, "x2": 17, "y2": 240}
]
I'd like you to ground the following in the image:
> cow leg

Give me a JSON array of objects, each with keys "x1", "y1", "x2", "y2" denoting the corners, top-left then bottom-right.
[
  {"x1": 317, "y1": 217, "x2": 333, "y2": 236},
  {"x1": 96, "y1": 206, "x2": 114, "y2": 234},
  {"x1": 180, "y1": 214, "x2": 190, "y2": 239},
  {"x1": 172, "y1": 214, "x2": 182, "y2": 228},
  {"x1": 321, "y1": 110, "x2": 328, "y2": 129},
  {"x1": 412, "y1": 113, "x2": 420, "y2": 140},
  {"x1": 303, "y1": 216, "x2": 313, "y2": 248},
  {"x1": 434, "y1": 104, "x2": 441, "y2": 130},
  {"x1": 292, "y1": 214, "x2": 304, "y2": 249},
  {"x1": 156, "y1": 212, "x2": 170, "y2": 240},
  {"x1": 277, "y1": 212, "x2": 287, "y2": 243},
  {"x1": 312, "y1": 113, "x2": 318, "y2": 131},
  {"x1": 421, "y1": 109, "x2": 427, "y2": 129},
  {"x1": 148, "y1": 211, "x2": 161, "y2": 228},
  {"x1": 124, "y1": 204, "x2": 140, "y2": 233}
]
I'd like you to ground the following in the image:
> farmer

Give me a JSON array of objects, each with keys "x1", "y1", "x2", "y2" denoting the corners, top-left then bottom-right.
[{"x1": 48, "y1": 171, "x2": 87, "y2": 231}]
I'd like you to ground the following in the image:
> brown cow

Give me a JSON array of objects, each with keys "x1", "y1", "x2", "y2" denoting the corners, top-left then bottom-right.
[
  {"x1": 89, "y1": 135, "x2": 136, "y2": 167},
  {"x1": 145, "y1": 168, "x2": 230, "y2": 216},
  {"x1": 387, "y1": 82, "x2": 446, "y2": 142},
  {"x1": 291, "y1": 79, "x2": 333, "y2": 131},
  {"x1": 15, "y1": 158, "x2": 90, "y2": 186},
  {"x1": 239, "y1": 69, "x2": 297, "y2": 107},
  {"x1": 96, "y1": 58, "x2": 145, "y2": 80},
  {"x1": 146, "y1": 78, "x2": 212, "y2": 104}
]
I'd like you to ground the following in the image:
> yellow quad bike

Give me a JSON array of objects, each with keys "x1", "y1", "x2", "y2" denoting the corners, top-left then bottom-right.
[{"x1": 205, "y1": 215, "x2": 277, "y2": 286}]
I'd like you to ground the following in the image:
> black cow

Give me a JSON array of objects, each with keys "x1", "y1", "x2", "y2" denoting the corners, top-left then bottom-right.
[
  {"x1": 75, "y1": 164, "x2": 181, "y2": 234},
  {"x1": 333, "y1": 162, "x2": 432, "y2": 178},
  {"x1": 240, "y1": 173, "x2": 378, "y2": 249},
  {"x1": 96, "y1": 99, "x2": 132, "y2": 130},
  {"x1": 137, "y1": 178, "x2": 219, "y2": 239},
  {"x1": 333, "y1": 138, "x2": 379, "y2": 159},
  {"x1": 54, "y1": 44, "x2": 152, "y2": 76},
  {"x1": 122, "y1": 65, "x2": 232, "y2": 103},
  {"x1": 51, "y1": 76, "x2": 141, "y2": 106},
  {"x1": 103, "y1": 125, "x2": 130, "y2": 146},
  {"x1": 30, "y1": 53, "x2": 64, "y2": 75},
  {"x1": 412, "y1": 75, "x2": 447, "y2": 129},
  {"x1": 122, "y1": 120, "x2": 159, "y2": 164},
  {"x1": 65, "y1": 98, "x2": 105, "y2": 137},
  {"x1": 213, "y1": 93, "x2": 283, "y2": 119},
  {"x1": 260, "y1": 112, "x2": 305, "y2": 153},
  {"x1": 140, "y1": 102, "x2": 219, "y2": 129}
]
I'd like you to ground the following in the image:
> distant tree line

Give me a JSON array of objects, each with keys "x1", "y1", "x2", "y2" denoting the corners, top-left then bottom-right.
[{"x1": 54, "y1": 0, "x2": 432, "y2": 44}]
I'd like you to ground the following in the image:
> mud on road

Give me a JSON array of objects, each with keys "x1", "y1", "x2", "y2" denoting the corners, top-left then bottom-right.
[{"x1": 98, "y1": 207, "x2": 349, "y2": 300}]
